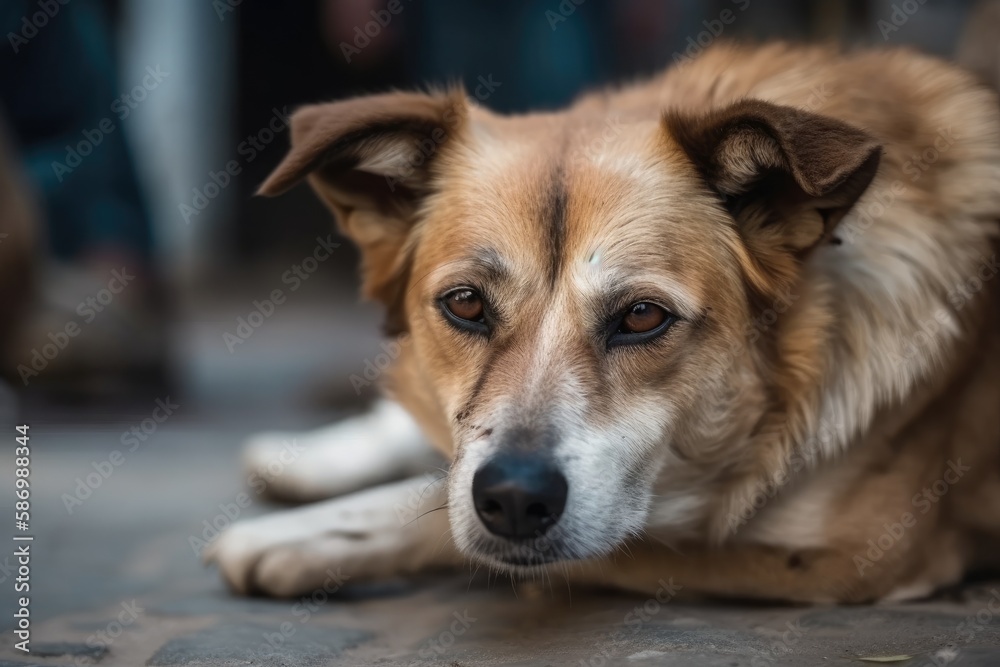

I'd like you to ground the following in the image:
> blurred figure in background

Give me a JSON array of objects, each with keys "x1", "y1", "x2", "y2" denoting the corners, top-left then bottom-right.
[
  {"x1": 0, "y1": 116, "x2": 37, "y2": 375},
  {"x1": 957, "y1": 0, "x2": 1000, "y2": 91},
  {"x1": 0, "y1": 0, "x2": 166, "y2": 400}
]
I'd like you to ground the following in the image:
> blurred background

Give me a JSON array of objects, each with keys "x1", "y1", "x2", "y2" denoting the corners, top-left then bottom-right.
[
  {"x1": 0, "y1": 0, "x2": 997, "y2": 427},
  {"x1": 2, "y1": 2, "x2": 1000, "y2": 664}
]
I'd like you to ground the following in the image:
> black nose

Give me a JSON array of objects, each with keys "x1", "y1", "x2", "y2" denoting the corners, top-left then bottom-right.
[{"x1": 472, "y1": 454, "x2": 568, "y2": 539}]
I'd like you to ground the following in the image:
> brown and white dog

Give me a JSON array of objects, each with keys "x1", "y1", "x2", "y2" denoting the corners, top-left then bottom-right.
[{"x1": 207, "y1": 43, "x2": 1000, "y2": 604}]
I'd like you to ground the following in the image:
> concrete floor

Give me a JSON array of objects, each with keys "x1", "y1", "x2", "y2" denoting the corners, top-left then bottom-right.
[{"x1": 1, "y1": 416, "x2": 999, "y2": 667}]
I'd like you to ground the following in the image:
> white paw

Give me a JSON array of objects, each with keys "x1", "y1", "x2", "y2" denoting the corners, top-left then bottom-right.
[
  {"x1": 243, "y1": 400, "x2": 442, "y2": 502},
  {"x1": 205, "y1": 476, "x2": 457, "y2": 597}
]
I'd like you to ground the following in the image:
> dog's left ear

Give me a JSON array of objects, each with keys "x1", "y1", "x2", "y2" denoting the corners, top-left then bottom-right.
[
  {"x1": 256, "y1": 89, "x2": 468, "y2": 335},
  {"x1": 665, "y1": 99, "x2": 881, "y2": 287}
]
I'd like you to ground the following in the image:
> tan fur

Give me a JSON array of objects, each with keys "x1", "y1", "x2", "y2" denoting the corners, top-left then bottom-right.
[{"x1": 261, "y1": 43, "x2": 1000, "y2": 603}]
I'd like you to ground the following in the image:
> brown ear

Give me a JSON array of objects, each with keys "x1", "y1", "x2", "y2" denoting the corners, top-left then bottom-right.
[
  {"x1": 665, "y1": 100, "x2": 881, "y2": 288},
  {"x1": 259, "y1": 89, "x2": 468, "y2": 334}
]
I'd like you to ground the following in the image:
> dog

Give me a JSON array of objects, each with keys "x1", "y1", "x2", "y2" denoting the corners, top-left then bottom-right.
[{"x1": 206, "y1": 42, "x2": 1000, "y2": 604}]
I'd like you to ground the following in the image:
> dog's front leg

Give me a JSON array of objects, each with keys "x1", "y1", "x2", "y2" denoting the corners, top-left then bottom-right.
[
  {"x1": 242, "y1": 400, "x2": 443, "y2": 502},
  {"x1": 206, "y1": 475, "x2": 461, "y2": 597}
]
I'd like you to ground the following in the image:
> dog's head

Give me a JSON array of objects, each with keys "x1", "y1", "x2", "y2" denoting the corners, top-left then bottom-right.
[{"x1": 261, "y1": 89, "x2": 880, "y2": 570}]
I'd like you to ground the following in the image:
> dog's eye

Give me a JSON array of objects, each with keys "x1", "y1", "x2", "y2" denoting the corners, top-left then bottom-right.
[
  {"x1": 440, "y1": 289, "x2": 489, "y2": 334},
  {"x1": 609, "y1": 302, "x2": 676, "y2": 347},
  {"x1": 445, "y1": 289, "x2": 484, "y2": 321},
  {"x1": 621, "y1": 303, "x2": 667, "y2": 333}
]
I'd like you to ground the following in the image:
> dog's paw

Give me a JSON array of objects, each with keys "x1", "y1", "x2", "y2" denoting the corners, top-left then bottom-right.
[
  {"x1": 205, "y1": 476, "x2": 457, "y2": 597},
  {"x1": 242, "y1": 400, "x2": 442, "y2": 502},
  {"x1": 202, "y1": 513, "x2": 290, "y2": 596},
  {"x1": 205, "y1": 520, "x2": 382, "y2": 597}
]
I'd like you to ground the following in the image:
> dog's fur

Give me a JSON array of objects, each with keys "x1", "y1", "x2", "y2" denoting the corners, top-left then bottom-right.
[{"x1": 208, "y1": 43, "x2": 1000, "y2": 603}]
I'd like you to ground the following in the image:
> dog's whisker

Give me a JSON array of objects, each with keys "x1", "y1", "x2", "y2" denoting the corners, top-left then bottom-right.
[
  {"x1": 561, "y1": 561, "x2": 573, "y2": 605},
  {"x1": 468, "y1": 562, "x2": 483, "y2": 591},
  {"x1": 401, "y1": 504, "x2": 448, "y2": 528},
  {"x1": 416, "y1": 474, "x2": 449, "y2": 506},
  {"x1": 431, "y1": 525, "x2": 453, "y2": 561}
]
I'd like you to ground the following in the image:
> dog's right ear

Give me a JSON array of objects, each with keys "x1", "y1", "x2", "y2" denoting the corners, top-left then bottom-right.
[
  {"x1": 665, "y1": 100, "x2": 881, "y2": 295},
  {"x1": 259, "y1": 90, "x2": 468, "y2": 332}
]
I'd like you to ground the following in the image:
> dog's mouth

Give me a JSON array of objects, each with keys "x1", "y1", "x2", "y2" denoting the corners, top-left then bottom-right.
[
  {"x1": 471, "y1": 545, "x2": 568, "y2": 571},
  {"x1": 491, "y1": 553, "x2": 560, "y2": 567},
  {"x1": 462, "y1": 520, "x2": 605, "y2": 572}
]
